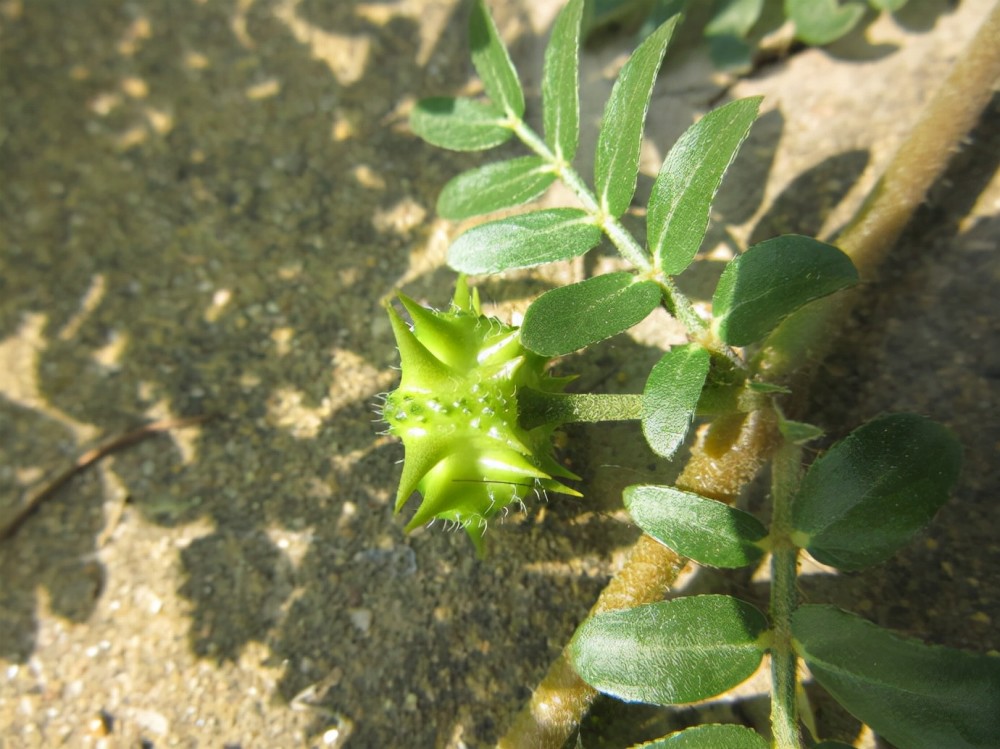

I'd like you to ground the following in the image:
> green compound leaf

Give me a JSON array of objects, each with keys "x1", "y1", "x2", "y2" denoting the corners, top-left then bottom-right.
[
  {"x1": 570, "y1": 595, "x2": 768, "y2": 705},
  {"x1": 634, "y1": 723, "x2": 768, "y2": 749},
  {"x1": 521, "y1": 272, "x2": 660, "y2": 356},
  {"x1": 793, "y1": 605, "x2": 1000, "y2": 749},
  {"x1": 410, "y1": 96, "x2": 513, "y2": 151},
  {"x1": 786, "y1": 0, "x2": 865, "y2": 46},
  {"x1": 641, "y1": 343, "x2": 710, "y2": 458},
  {"x1": 624, "y1": 484, "x2": 767, "y2": 568},
  {"x1": 792, "y1": 413, "x2": 962, "y2": 571},
  {"x1": 437, "y1": 156, "x2": 556, "y2": 220},
  {"x1": 595, "y1": 15, "x2": 679, "y2": 217},
  {"x1": 448, "y1": 208, "x2": 600, "y2": 275},
  {"x1": 469, "y1": 0, "x2": 524, "y2": 119},
  {"x1": 543, "y1": 0, "x2": 584, "y2": 161},
  {"x1": 649, "y1": 97, "x2": 762, "y2": 276},
  {"x1": 712, "y1": 235, "x2": 858, "y2": 346}
]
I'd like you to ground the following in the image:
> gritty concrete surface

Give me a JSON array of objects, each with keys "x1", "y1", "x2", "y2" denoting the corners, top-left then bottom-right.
[{"x1": 1, "y1": 1, "x2": 997, "y2": 747}]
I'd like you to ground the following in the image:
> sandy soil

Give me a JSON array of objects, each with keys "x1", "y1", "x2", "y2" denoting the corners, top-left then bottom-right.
[{"x1": 1, "y1": 1, "x2": 997, "y2": 747}]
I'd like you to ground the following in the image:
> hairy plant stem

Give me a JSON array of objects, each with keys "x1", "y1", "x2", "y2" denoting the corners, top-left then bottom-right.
[
  {"x1": 518, "y1": 389, "x2": 641, "y2": 430},
  {"x1": 768, "y1": 439, "x2": 803, "y2": 749},
  {"x1": 497, "y1": 5, "x2": 1000, "y2": 747}
]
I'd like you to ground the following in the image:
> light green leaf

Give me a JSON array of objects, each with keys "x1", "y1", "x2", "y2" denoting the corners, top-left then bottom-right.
[
  {"x1": 778, "y1": 417, "x2": 825, "y2": 445},
  {"x1": 793, "y1": 605, "x2": 1000, "y2": 749},
  {"x1": 571, "y1": 595, "x2": 768, "y2": 705},
  {"x1": 594, "y1": 15, "x2": 679, "y2": 217},
  {"x1": 786, "y1": 0, "x2": 865, "y2": 45},
  {"x1": 521, "y1": 272, "x2": 660, "y2": 356},
  {"x1": 624, "y1": 484, "x2": 767, "y2": 568},
  {"x1": 706, "y1": 0, "x2": 765, "y2": 36},
  {"x1": 633, "y1": 723, "x2": 768, "y2": 749},
  {"x1": 641, "y1": 344, "x2": 710, "y2": 458},
  {"x1": 543, "y1": 0, "x2": 584, "y2": 161},
  {"x1": 649, "y1": 97, "x2": 762, "y2": 275},
  {"x1": 437, "y1": 157, "x2": 556, "y2": 220},
  {"x1": 469, "y1": 0, "x2": 524, "y2": 118},
  {"x1": 410, "y1": 96, "x2": 512, "y2": 151},
  {"x1": 712, "y1": 235, "x2": 858, "y2": 346},
  {"x1": 792, "y1": 413, "x2": 961, "y2": 571},
  {"x1": 447, "y1": 208, "x2": 600, "y2": 275}
]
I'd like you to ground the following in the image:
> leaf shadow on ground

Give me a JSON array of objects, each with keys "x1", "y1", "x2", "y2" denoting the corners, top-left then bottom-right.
[{"x1": 1, "y1": 2, "x2": 988, "y2": 747}]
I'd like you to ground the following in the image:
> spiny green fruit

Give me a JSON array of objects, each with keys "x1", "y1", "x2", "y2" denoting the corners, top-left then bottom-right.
[{"x1": 383, "y1": 277, "x2": 580, "y2": 554}]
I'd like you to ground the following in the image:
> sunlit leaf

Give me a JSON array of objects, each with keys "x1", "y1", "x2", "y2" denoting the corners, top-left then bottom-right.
[
  {"x1": 633, "y1": 723, "x2": 768, "y2": 748},
  {"x1": 641, "y1": 344, "x2": 710, "y2": 458},
  {"x1": 786, "y1": 0, "x2": 865, "y2": 45},
  {"x1": 649, "y1": 97, "x2": 762, "y2": 275},
  {"x1": 712, "y1": 235, "x2": 858, "y2": 346},
  {"x1": 624, "y1": 484, "x2": 767, "y2": 568},
  {"x1": 793, "y1": 605, "x2": 1000, "y2": 749},
  {"x1": 469, "y1": 0, "x2": 524, "y2": 118},
  {"x1": 448, "y1": 209, "x2": 600, "y2": 275},
  {"x1": 543, "y1": 0, "x2": 584, "y2": 161},
  {"x1": 778, "y1": 417, "x2": 824, "y2": 445},
  {"x1": 792, "y1": 413, "x2": 961, "y2": 570},
  {"x1": 410, "y1": 97, "x2": 512, "y2": 151},
  {"x1": 437, "y1": 157, "x2": 556, "y2": 219},
  {"x1": 571, "y1": 595, "x2": 768, "y2": 705},
  {"x1": 521, "y1": 272, "x2": 660, "y2": 356},
  {"x1": 594, "y1": 15, "x2": 679, "y2": 217}
]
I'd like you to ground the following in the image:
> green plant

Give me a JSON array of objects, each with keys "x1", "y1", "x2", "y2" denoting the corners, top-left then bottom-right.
[
  {"x1": 586, "y1": 0, "x2": 913, "y2": 71},
  {"x1": 382, "y1": 1, "x2": 1000, "y2": 747}
]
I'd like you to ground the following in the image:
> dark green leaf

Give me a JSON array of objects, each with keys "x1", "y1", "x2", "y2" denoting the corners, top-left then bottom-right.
[
  {"x1": 447, "y1": 208, "x2": 600, "y2": 275},
  {"x1": 521, "y1": 272, "x2": 660, "y2": 356},
  {"x1": 793, "y1": 605, "x2": 1000, "y2": 749},
  {"x1": 594, "y1": 16, "x2": 679, "y2": 217},
  {"x1": 584, "y1": 0, "x2": 653, "y2": 36},
  {"x1": 708, "y1": 34, "x2": 754, "y2": 72},
  {"x1": 571, "y1": 595, "x2": 768, "y2": 705},
  {"x1": 786, "y1": 0, "x2": 865, "y2": 45},
  {"x1": 792, "y1": 413, "x2": 961, "y2": 570},
  {"x1": 813, "y1": 743, "x2": 856, "y2": 749},
  {"x1": 712, "y1": 235, "x2": 858, "y2": 346},
  {"x1": 624, "y1": 484, "x2": 766, "y2": 568},
  {"x1": 635, "y1": 723, "x2": 768, "y2": 748},
  {"x1": 437, "y1": 157, "x2": 556, "y2": 220},
  {"x1": 705, "y1": 0, "x2": 764, "y2": 71},
  {"x1": 869, "y1": 0, "x2": 908, "y2": 10},
  {"x1": 410, "y1": 97, "x2": 512, "y2": 151},
  {"x1": 649, "y1": 97, "x2": 762, "y2": 275},
  {"x1": 469, "y1": 0, "x2": 524, "y2": 118},
  {"x1": 543, "y1": 0, "x2": 584, "y2": 161},
  {"x1": 641, "y1": 344, "x2": 710, "y2": 458}
]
